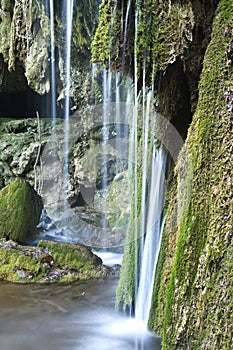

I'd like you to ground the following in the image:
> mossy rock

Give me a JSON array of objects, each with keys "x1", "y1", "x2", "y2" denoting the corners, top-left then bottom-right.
[
  {"x1": 37, "y1": 240, "x2": 103, "y2": 273},
  {"x1": 0, "y1": 181, "x2": 43, "y2": 243},
  {"x1": 0, "y1": 239, "x2": 110, "y2": 283}
]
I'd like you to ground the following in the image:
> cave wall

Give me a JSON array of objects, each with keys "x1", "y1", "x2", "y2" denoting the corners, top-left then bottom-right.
[
  {"x1": 0, "y1": 0, "x2": 100, "y2": 116},
  {"x1": 92, "y1": 0, "x2": 219, "y2": 119}
]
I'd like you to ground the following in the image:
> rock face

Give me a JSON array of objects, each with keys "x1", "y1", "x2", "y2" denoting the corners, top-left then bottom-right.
[
  {"x1": 0, "y1": 0, "x2": 100, "y2": 115},
  {"x1": 92, "y1": 0, "x2": 232, "y2": 349},
  {"x1": 149, "y1": 2, "x2": 233, "y2": 349},
  {"x1": 0, "y1": 238, "x2": 110, "y2": 282},
  {"x1": 0, "y1": 118, "x2": 50, "y2": 185},
  {"x1": 92, "y1": 0, "x2": 219, "y2": 138},
  {"x1": 0, "y1": 181, "x2": 43, "y2": 243},
  {"x1": 0, "y1": 116, "x2": 130, "y2": 248}
]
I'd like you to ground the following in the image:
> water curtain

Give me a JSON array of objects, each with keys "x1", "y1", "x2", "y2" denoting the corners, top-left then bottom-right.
[
  {"x1": 45, "y1": 1, "x2": 167, "y2": 330},
  {"x1": 63, "y1": 0, "x2": 74, "y2": 199}
]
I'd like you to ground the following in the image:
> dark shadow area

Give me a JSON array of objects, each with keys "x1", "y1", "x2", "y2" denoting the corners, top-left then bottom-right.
[
  {"x1": 159, "y1": 58, "x2": 192, "y2": 141},
  {"x1": 0, "y1": 88, "x2": 63, "y2": 118}
]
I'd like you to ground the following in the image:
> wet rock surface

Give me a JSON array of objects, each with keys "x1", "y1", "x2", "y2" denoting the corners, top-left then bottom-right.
[{"x1": 0, "y1": 238, "x2": 113, "y2": 283}]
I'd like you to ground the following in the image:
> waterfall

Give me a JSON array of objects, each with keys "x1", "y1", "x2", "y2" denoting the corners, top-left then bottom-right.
[
  {"x1": 140, "y1": 62, "x2": 149, "y2": 260},
  {"x1": 135, "y1": 146, "x2": 166, "y2": 327},
  {"x1": 100, "y1": 66, "x2": 111, "y2": 234},
  {"x1": 40, "y1": 0, "x2": 75, "y2": 240},
  {"x1": 37, "y1": 2, "x2": 168, "y2": 344},
  {"x1": 49, "y1": 0, "x2": 57, "y2": 125},
  {"x1": 91, "y1": 63, "x2": 97, "y2": 104},
  {"x1": 43, "y1": 2, "x2": 167, "y2": 313},
  {"x1": 63, "y1": 0, "x2": 74, "y2": 199},
  {"x1": 133, "y1": 0, "x2": 140, "y2": 303}
]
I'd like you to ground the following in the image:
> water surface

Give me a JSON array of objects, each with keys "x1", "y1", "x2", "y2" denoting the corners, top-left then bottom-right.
[{"x1": 0, "y1": 278, "x2": 161, "y2": 350}]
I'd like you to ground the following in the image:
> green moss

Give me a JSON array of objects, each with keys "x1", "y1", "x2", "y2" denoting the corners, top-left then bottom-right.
[
  {"x1": 115, "y1": 231, "x2": 139, "y2": 311},
  {"x1": 0, "y1": 239, "x2": 108, "y2": 283},
  {"x1": 91, "y1": 0, "x2": 121, "y2": 63},
  {"x1": 72, "y1": 1, "x2": 100, "y2": 50},
  {"x1": 92, "y1": 0, "x2": 194, "y2": 82},
  {"x1": 37, "y1": 240, "x2": 99, "y2": 272},
  {"x1": 1, "y1": 0, "x2": 14, "y2": 12},
  {"x1": 151, "y1": 0, "x2": 233, "y2": 348},
  {"x1": 0, "y1": 242, "x2": 42, "y2": 282},
  {"x1": 0, "y1": 181, "x2": 43, "y2": 243}
]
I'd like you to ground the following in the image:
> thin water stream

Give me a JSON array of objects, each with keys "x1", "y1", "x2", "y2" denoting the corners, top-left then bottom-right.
[
  {"x1": 1, "y1": 3, "x2": 163, "y2": 348},
  {"x1": 0, "y1": 277, "x2": 161, "y2": 350}
]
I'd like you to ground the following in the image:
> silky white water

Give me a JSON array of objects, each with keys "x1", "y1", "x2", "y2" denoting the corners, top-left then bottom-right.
[
  {"x1": 0, "y1": 279, "x2": 161, "y2": 350},
  {"x1": 49, "y1": 0, "x2": 57, "y2": 125},
  {"x1": 63, "y1": 0, "x2": 74, "y2": 197},
  {"x1": 133, "y1": 0, "x2": 140, "y2": 303},
  {"x1": 135, "y1": 147, "x2": 167, "y2": 326},
  {"x1": 39, "y1": 1, "x2": 166, "y2": 347}
]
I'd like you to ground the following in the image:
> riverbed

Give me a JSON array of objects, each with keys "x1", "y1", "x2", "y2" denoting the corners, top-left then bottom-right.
[{"x1": 0, "y1": 277, "x2": 161, "y2": 350}]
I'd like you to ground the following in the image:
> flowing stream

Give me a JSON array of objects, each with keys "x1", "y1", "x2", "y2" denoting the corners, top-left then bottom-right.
[{"x1": 0, "y1": 277, "x2": 161, "y2": 350}]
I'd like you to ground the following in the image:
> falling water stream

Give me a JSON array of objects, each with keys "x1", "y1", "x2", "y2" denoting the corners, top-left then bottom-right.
[
  {"x1": 63, "y1": 0, "x2": 74, "y2": 198},
  {"x1": 49, "y1": 0, "x2": 57, "y2": 125},
  {"x1": 135, "y1": 147, "x2": 167, "y2": 326},
  {"x1": 1, "y1": 1, "x2": 168, "y2": 349}
]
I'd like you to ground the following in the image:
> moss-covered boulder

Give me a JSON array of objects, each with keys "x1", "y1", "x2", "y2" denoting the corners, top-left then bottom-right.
[
  {"x1": 0, "y1": 239, "x2": 110, "y2": 283},
  {"x1": 0, "y1": 181, "x2": 43, "y2": 243}
]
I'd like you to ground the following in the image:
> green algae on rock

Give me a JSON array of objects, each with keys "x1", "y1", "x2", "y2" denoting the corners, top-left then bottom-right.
[
  {"x1": 0, "y1": 181, "x2": 43, "y2": 243},
  {"x1": 0, "y1": 239, "x2": 110, "y2": 283},
  {"x1": 149, "y1": 0, "x2": 233, "y2": 349}
]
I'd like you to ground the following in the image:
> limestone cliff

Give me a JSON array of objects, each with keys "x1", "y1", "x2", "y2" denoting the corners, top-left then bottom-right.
[{"x1": 0, "y1": 0, "x2": 100, "y2": 115}]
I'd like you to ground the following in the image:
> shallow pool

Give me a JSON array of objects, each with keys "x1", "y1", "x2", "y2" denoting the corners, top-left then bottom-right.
[{"x1": 0, "y1": 278, "x2": 161, "y2": 350}]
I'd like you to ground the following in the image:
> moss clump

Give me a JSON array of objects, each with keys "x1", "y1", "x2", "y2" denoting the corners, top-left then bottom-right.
[
  {"x1": 0, "y1": 239, "x2": 109, "y2": 283},
  {"x1": 37, "y1": 240, "x2": 103, "y2": 274},
  {"x1": 0, "y1": 181, "x2": 43, "y2": 243},
  {"x1": 92, "y1": 0, "x2": 194, "y2": 81},
  {"x1": 91, "y1": 0, "x2": 121, "y2": 63},
  {"x1": 150, "y1": 0, "x2": 233, "y2": 348}
]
